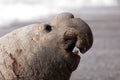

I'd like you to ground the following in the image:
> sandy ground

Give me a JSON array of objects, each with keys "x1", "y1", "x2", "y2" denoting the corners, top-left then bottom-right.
[{"x1": 0, "y1": 6, "x2": 120, "y2": 80}]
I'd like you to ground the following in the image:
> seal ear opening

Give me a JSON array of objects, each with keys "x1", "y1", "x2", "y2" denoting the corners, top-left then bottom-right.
[{"x1": 44, "y1": 24, "x2": 52, "y2": 32}]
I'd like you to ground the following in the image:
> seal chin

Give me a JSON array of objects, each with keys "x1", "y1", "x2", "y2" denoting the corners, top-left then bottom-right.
[{"x1": 64, "y1": 49, "x2": 80, "y2": 72}]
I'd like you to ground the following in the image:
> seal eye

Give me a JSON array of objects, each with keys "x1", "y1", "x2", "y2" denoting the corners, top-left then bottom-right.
[{"x1": 44, "y1": 24, "x2": 52, "y2": 32}]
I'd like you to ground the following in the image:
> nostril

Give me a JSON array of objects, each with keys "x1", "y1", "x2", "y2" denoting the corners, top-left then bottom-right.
[
  {"x1": 44, "y1": 24, "x2": 52, "y2": 32},
  {"x1": 80, "y1": 47, "x2": 87, "y2": 54}
]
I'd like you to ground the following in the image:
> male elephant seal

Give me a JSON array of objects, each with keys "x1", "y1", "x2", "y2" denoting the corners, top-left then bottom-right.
[{"x1": 0, "y1": 12, "x2": 93, "y2": 80}]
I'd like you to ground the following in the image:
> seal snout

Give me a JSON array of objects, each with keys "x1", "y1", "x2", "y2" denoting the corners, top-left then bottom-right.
[{"x1": 55, "y1": 13, "x2": 93, "y2": 54}]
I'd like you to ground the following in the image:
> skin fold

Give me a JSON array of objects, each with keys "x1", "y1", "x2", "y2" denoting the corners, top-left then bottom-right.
[{"x1": 0, "y1": 12, "x2": 93, "y2": 80}]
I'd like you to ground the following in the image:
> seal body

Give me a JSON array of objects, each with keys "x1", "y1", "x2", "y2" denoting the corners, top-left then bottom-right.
[{"x1": 0, "y1": 13, "x2": 93, "y2": 80}]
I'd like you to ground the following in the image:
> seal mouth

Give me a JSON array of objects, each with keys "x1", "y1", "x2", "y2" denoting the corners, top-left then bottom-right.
[
  {"x1": 63, "y1": 35, "x2": 81, "y2": 72},
  {"x1": 66, "y1": 40, "x2": 80, "y2": 56},
  {"x1": 63, "y1": 30, "x2": 77, "y2": 51},
  {"x1": 63, "y1": 28, "x2": 92, "y2": 72},
  {"x1": 63, "y1": 31, "x2": 80, "y2": 55}
]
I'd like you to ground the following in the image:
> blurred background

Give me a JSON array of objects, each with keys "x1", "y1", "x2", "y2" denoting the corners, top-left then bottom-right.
[{"x1": 0, "y1": 0, "x2": 120, "y2": 80}]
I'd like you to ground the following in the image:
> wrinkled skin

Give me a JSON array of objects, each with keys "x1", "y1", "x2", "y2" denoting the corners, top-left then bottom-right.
[{"x1": 0, "y1": 13, "x2": 93, "y2": 80}]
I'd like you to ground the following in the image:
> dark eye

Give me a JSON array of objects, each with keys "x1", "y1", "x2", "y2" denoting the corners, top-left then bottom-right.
[{"x1": 44, "y1": 24, "x2": 52, "y2": 32}]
